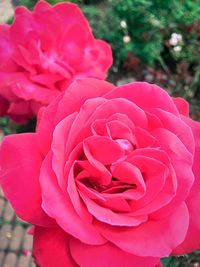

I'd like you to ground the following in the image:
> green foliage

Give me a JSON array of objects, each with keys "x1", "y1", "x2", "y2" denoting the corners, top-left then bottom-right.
[
  {"x1": 161, "y1": 257, "x2": 173, "y2": 267},
  {"x1": 17, "y1": 0, "x2": 37, "y2": 9},
  {"x1": 16, "y1": 118, "x2": 36, "y2": 133},
  {"x1": 110, "y1": 0, "x2": 162, "y2": 65},
  {"x1": 18, "y1": 0, "x2": 67, "y2": 9},
  {"x1": 18, "y1": 0, "x2": 99, "y2": 9},
  {"x1": 0, "y1": 117, "x2": 13, "y2": 135},
  {"x1": 0, "y1": 117, "x2": 36, "y2": 135},
  {"x1": 108, "y1": 0, "x2": 200, "y2": 66}
]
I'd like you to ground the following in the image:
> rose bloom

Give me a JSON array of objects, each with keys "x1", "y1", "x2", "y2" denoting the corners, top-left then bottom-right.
[
  {"x1": 1, "y1": 79, "x2": 200, "y2": 267},
  {"x1": 0, "y1": 1, "x2": 112, "y2": 123}
]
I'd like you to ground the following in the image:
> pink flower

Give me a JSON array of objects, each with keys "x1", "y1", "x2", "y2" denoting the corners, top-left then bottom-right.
[
  {"x1": 1, "y1": 79, "x2": 200, "y2": 267},
  {"x1": 0, "y1": 1, "x2": 112, "y2": 123}
]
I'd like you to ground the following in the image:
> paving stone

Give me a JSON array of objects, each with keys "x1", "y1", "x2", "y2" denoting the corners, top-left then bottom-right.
[
  {"x1": 30, "y1": 259, "x2": 37, "y2": 267},
  {"x1": 4, "y1": 253, "x2": 17, "y2": 267},
  {"x1": 16, "y1": 216, "x2": 28, "y2": 226},
  {"x1": 9, "y1": 225, "x2": 24, "y2": 251},
  {"x1": 0, "y1": 198, "x2": 5, "y2": 216},
  {"x1": 0, "y1": 130, "x2": 4, "y2": 142},
  {"x1": 3, "y1": 202, "x2": 15, "y2": 222},
  {"x1": 0, "y1": 224, "x2": 12, "y2": 250},
  {"x1": 0, "y1": 187, "x2": 4, "y2": 199},
  {"x1": 0, "y1": 251, "x2": 5, "y2": 265},
  {"x1": 23, "y1": 233, "x2": 33, "y2": 251},
  {"x1": 18, "y1": 255, "x2": 30, "y2": 267}
]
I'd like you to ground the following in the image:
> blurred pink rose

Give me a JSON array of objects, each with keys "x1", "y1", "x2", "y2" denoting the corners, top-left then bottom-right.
[
  {"x1": 0, "y1": 1, "x2": 112, "y2": 123},
  {"x1": 1, "y1": 79, "x2": 200, "y2": 267}
]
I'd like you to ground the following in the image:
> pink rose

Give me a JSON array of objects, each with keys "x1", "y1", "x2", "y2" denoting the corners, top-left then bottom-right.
[
  {"x1": 1, "y1": 79, "x2": 200, "y2": 267},
  {"x1": 0, "y1": 1, "x2": 112, "y2": 123}
]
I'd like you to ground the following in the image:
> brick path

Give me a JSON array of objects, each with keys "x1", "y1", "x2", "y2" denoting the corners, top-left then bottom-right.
[{"x1": 0, "y1": 187, "x2": 36, "y2": 267}]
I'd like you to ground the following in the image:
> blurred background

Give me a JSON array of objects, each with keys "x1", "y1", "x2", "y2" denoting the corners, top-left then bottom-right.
[{"x1": 0, "y1": 0, "x2": 200, "y2": 266}]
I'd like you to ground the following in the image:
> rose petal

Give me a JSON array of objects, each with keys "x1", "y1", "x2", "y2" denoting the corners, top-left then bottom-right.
[
  {"x1": 73, "y1": 159, "x2": 112, "y2": 192},
  {"x1": 36, "y1": 79, "x2": 115, "y2": 154},
  {"x1": 70, "y1": 238, "x2": 160, "y2": 267},
  {"x1": 52, "y1": 112, "x2": 78, "y2": 188},
  {"x1": 127, "y1": 154, "x2": 174, "y2": 214},
  {"x1": 67, "y1": 161, "x2": 93, "y2": 222},
  {"x1": 173, "y1": 97, "x2": 189, "y2": 116},
  {"x1": 107, "y1": 120, "x2": 135, "y2": 144},
  {"x1": 0, "y1": 25, "x2": 14, "y2": 69},
  {"x1": 111, "y1": 161, "x2": 146, "y2": 198},
  {"x1": 83, "y1": 136, "x2": 125, "y2": 165},
  {"x1": 1, "y1": 2, "x2": 113, "y2": 122},
  {"x1": 152, "y1": 128, "x2": 193, "y2": 164},
  {"x1": 33, "y1": 226, "x2": 78, "y2": 267},
  {"x1": 53, "y1": 2, "x2": 90, "y2": 32},
  {"x1": 105, "y1": 82, "x2": 179, "y2": 115},
  {"x1": 85, "y1": 98, "x2": 148, "y2": 130},
  {"x1": 173, "y1": 117, "x2": 200, "y2": 254},
  {"x1": 0, "y1": 96, "x2": 9, "y2": 116},
  {"x1": 65, "y1": 97, "x2": 107, "y2": 158},
  {"x1": 37, "y1": 93, "x2": 64, "y2": 154},
  {"x1": 173, "y1": 186, "x2": 200, "y2": 255},
  {"x1": 95, "y1": 203, "x2": 189, "y2": 257},
  {"x1": 40, "y1": 152, "x2": 106, "y2": 245},
  {"x1": 55, "y1": 78, "x2": 115, "y2": 123},
  {"x1": 80, "y1": 192, "x2": 147, "y2": 226},
  {"x1": 0, "y1": 133, "x2": 55, "y2": 226},
  {"x1": 150, "y1": 108, "x2": 194, "y2": 154},
  {"x1": 10, "y1": 72, "x2": 60, "y2": 103}
]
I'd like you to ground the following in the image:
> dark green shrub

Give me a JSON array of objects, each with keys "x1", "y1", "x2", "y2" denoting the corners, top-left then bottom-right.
[
  {"x1": 18, "y1": 0, "x2": 100, "y2": 9},
  {"x1": 109, "y1": 0, "x2": 200, "y2": 66}
]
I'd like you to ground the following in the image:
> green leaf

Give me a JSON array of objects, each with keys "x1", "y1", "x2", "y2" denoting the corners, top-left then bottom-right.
[{"x1": 161, "y1": 257, "x2": 173, "y2": 267}]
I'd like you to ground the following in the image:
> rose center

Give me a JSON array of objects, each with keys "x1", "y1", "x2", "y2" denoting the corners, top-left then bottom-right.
[
  {"x1": 80, "y1": 173, "x2": 137, "y2": 194},
  {"x1": 115, "y1": 138, "x2": 134, "y2": 154}
]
